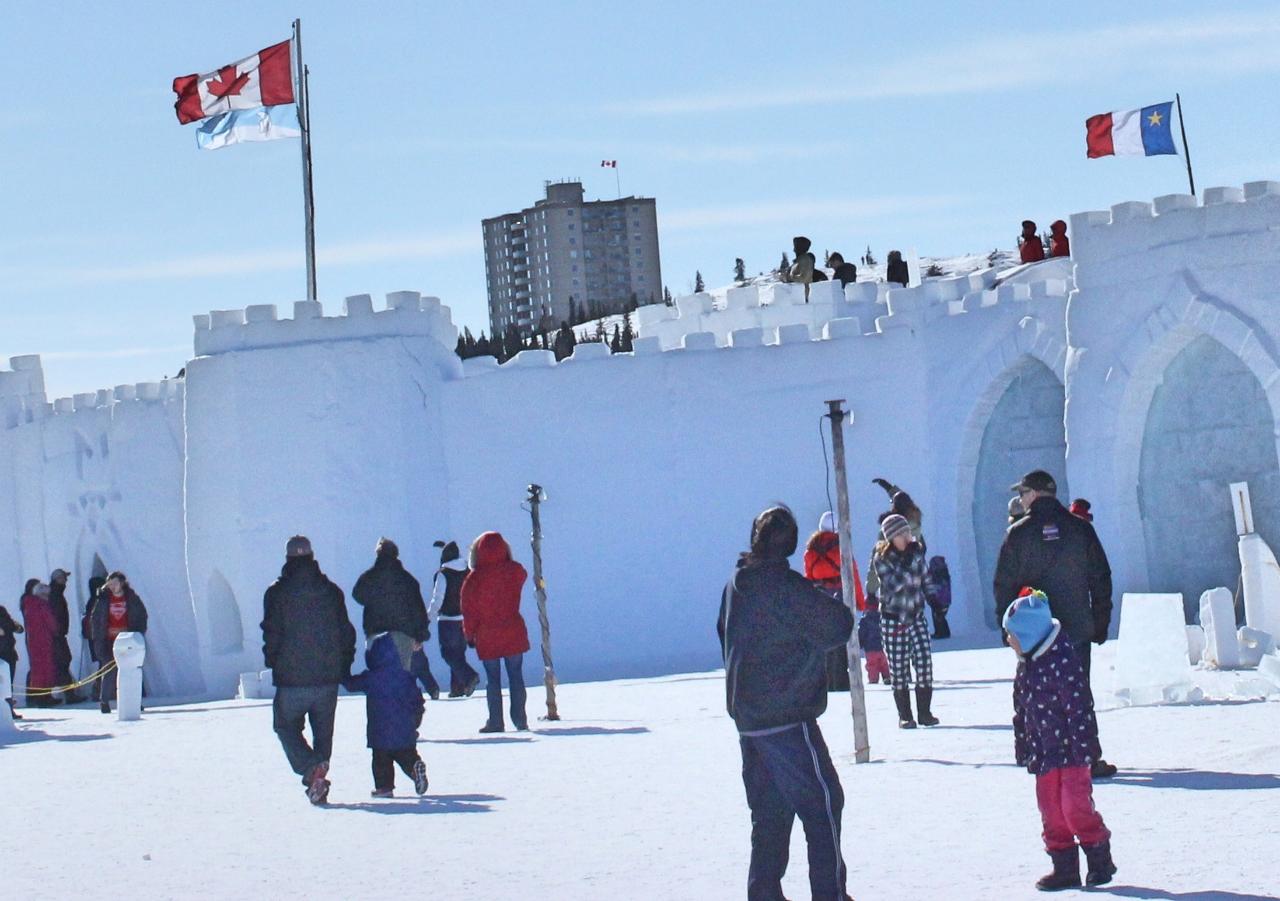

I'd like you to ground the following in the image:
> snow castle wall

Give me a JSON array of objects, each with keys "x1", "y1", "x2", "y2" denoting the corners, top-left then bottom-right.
[{"x1": 5, "y1": 182, "x2": 1280, "y2": 698}]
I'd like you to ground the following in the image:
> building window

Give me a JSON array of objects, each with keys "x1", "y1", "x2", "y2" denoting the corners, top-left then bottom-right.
[
  {"x1": 631, "y1": 205, "x2": 638, "y2": 212},
  {"x1": 568, "y1": 223, "x2": 575, "y2": 230},
  {"x1": 569, "y1": 238, "x2": 576, "y2": 245},
  {"x1": 567, "y1": 209, "x2": 575, "y2": 216},
  {"x1": 570, "y1": 250, "x2": 578, "y2": 259}
]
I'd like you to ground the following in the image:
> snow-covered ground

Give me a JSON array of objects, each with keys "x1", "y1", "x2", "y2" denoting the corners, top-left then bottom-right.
[{"x1": 6, "y1": 645, "x2": 1277, "y2": 900}]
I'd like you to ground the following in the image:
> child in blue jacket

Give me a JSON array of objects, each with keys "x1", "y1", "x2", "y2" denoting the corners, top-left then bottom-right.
[{"x1": 345, "y1": 632, "x2": 430, "y2": 797}]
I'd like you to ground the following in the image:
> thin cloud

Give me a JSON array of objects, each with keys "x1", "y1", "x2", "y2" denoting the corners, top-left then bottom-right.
[
  {"x1": 613, "y1": 12, "x2": 1280, "y2": 115},
  {"x1": 661, "y1": 195, "x2": 966, "y2": 231}
]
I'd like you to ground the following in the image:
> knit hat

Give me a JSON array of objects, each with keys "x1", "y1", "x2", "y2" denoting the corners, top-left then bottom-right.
[
  {"x1": 1003, "y1": 588, "x2": 1056, "y2": 654},
  {"x1": 286, "y1": 535, "x2": 313, "y2": 558},
  {"x1": 1069, "y1": 499, "x2": 1093, "y2": 522},
  {"x1": 435, "y1": 540, "x2": 461, "y2": 565},
  {"x1": 819, "y1": 511, "x2": 837, "y2": 533},
  {"x1": 881, "y1": 514, "x2": 911, "y2": 543}
]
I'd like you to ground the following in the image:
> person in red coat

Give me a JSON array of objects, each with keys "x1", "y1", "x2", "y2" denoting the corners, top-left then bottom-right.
[
  {"x1": 20, "y1": 581, "x2": 60, "y2": 708},
  {"x1": 1020, "y1": 219, "x2": 1045, "y2": 263},
  {"x1": 461, "y1": 532, "x2": 531, "y2": 733},
  {"x1": 1049, "y1": 220, "x2": 1070, "y2": 258},
  {"x1": 804, "y1": 511, "x2": 866, "y2": 691}
]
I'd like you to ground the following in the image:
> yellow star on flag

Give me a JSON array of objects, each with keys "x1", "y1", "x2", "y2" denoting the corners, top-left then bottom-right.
[{"x1": 1147, "y1": 109, "x2": 1163, "y2": 127}]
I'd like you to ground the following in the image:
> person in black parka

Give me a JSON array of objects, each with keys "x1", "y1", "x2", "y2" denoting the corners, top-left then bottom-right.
[
  {"x1": 352, "y1": 538, "x2": 438, "y2": 698},
  {"x1": 90, "y1": 572, "x2": 149, "y2": 714},
  {"x1": 262, "y1": 535, "x2": 356, "y2": 806},
  {"x1": 994, "y1": 470, "x2": 1117, "y2": 779},
  {"x1": 1, "y1": 599, "x2": 25, "y2": 719},
  {"x1": 718, "y1": 505, "x2": 855, "y2": 901},
  {"x1": 48, "y1": 569, "x2": 85, "y2": 703}
]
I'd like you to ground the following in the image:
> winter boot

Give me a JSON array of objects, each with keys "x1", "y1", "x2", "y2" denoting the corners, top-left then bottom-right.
[
  {"x1": 932, "y1": 609, "x2": 951, "y2": 639},
  {"x1": 1036, "y1": 846, "x2": 1081, "y2": 891},
  {"x1": 370, "y1": 788, "x2": 394, "y2": 799},
  {"x1": 1082, "y1": 840, "x2": 1117, "y2": 886},
  {"x1": 305, "y1": 761, "x2": 331, "y2": 806},
  {"x1": 893, "y1": 688, "x2": 916, "y2": 729},
  {"x1": 915, "y1": 686, "x2": 939, "y2": 726},
  {"x1": 1091, "y1": 759, "x2": 1118, "y2": 779},
  {"x1": 6, "y1": 699, "x2": 20, "y2": 720},
  {"x1": 412, "y1": 759, "x2": 429, "y2": 796},
  {"x1": 479, "y1": 722, "x2": 504, "y2": 734}
]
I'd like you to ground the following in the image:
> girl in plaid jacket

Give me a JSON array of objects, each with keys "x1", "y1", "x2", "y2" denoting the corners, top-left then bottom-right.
[{"x1": 870, "y1": 514, "x2": 938, "y2": 728}]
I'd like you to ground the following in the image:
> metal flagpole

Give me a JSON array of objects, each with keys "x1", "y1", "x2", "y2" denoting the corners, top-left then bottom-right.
[
  {"x1": 1176, "y1": 93, "x2": 1196, "y2": 197},
  {"x1": 825, "y1": 399, "x2": 871, "y2": 763},
  {"x1": 615, "y1": 165, "x2": 621, "y2": 199},
  {"x1": 293, "y1": 18, "x2": 318, "y2": 300},
  {"x1": 527, "y1": 484, "x2": 561, "y2": 720}
]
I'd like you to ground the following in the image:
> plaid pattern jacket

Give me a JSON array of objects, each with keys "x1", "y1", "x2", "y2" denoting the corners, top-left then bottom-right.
[{"x1": 871, "y1": 543, "x2": 930, "y2": 621}]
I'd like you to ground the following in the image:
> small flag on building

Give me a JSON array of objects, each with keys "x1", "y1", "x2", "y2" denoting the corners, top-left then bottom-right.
[
  {"x1": 601, "y1": 160, "x2": 617, "y2": 168},
  {"x1": 172, "y1": 38, "x2": 297, "y2": 150},
  {"x1": 1086, "y1": 102, "x2": 1176, "y2": 158}
]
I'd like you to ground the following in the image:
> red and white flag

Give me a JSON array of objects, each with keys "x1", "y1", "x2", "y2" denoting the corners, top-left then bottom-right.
[
  {"x1": 601, "y1": 159, "x2": 617, "y2": 168},
  {"x1": 172, "y1": 39, "x2": 294, "y2": 125}
]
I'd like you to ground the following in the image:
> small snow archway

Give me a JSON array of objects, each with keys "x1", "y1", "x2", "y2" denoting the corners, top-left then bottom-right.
[
  {"x1": 206, "y1": 570, "x2": 244, "y2": 655},
  {"x1": 1138, "y1": 335, "x2": 1280, "y2": 620},
  {"x1": 971, "y1": 357, "x2": 1067, "y2": 628}
]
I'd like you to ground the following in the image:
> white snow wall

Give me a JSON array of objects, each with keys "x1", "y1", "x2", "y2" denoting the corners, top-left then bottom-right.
[{"x1": 5, "y1": 181, "x2": 1280, "y2": 698}]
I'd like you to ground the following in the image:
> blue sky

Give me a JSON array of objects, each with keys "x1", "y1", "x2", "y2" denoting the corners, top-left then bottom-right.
[{"x1": 2, "y1": 1, "x2": 1279, "y2": 397}]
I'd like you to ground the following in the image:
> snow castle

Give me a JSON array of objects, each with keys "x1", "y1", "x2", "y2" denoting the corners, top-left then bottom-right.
[{"x1": 4, "y1": 181, "x2": 1280, "y2": 699}]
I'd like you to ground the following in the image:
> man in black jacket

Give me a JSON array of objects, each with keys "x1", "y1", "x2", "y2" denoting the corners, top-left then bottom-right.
[
  {"x1": 994, "y1": 470, "x2": 1118, "y2": 779},
  {"x1": 352, "y1": 538, "x2": 439, "y2": 698},
  {"x1": 49, "y1": 569, "x2": 86, "y2": 703},
  {"x1": 718, "y1": 505, "x2": 855, "y2": 901},
  {"x1": 262, "y1": 535, "x2": 356, "y2": 806}
]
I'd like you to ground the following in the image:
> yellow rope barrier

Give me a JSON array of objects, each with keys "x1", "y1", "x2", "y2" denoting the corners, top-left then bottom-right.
[{"x1": 10, "y1": 661, "x2": 118, "y2": 698}]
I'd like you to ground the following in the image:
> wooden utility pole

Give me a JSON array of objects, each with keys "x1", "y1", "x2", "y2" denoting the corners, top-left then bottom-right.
[
  {"x1": 825, "y1": 399, "x2": 871, "y2": 763},
  {"x1": 527, "y1": 484, "x2": 561, "y2": 720}
]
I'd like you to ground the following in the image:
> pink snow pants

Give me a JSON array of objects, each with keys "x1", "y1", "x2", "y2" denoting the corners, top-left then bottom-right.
[
  {"x1": 1035, "y1": 765, "x2": 1110, "y2": 852},
  {"x1": 864, "y1": 651, "x2": 890, "y2": 684}
]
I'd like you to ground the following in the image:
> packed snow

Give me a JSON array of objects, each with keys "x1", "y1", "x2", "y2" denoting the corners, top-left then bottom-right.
[{"x1": 4, "y1": 644, "x2": 1277, "y2": 900}]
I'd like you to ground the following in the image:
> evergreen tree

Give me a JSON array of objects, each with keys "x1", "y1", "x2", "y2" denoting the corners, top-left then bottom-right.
[
  {"x1": 475, "y1": 331, "x2": 492, "y2": 358},
  {"x1": 694, "y1": 270, "x2": 705, "y2": 293},
  {"x1": 462, "y1": 326, "x2": 477, "y2": 355},
  {"x1": 455, "y1": 334, "x2": 468, "y2": 359},
  {"x1": 610, "y1": 324, "x2": 623, "y2": 354},
  {"x1": 734, "y1": 257, "x2": 746, "y2": 283},
  {"x1": 594, "y1": 318, "x2": 608, "y2": 342},
  {"x1": 553, "y1": 321, "x2": 577, "y2": 360},
  {"x1": 569, "y1": 297, "x2": 579, "y2": 325},
  {"x1": 629, "y1": 291, "x2": 639, "y2": 311},
  {"x1": 621, "y1": 311, "x2": 635, "y2": 352},
  {"x1": 663, "y1": 286, "x2": 673, "y2": 306},
  {"x1": 777, "y1": 252, "x2": 791, "y2": 276}
]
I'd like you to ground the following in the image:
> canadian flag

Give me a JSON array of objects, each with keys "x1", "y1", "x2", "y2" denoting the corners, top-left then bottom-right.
[
  {"x1": 601, "y1": 160, "x2": 617, "y2": 168},
  {"x1": 173, "y1": 39, "x2": 294, "y2": 125}
]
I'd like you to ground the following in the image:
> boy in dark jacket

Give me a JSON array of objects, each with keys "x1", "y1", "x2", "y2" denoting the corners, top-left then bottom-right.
[
  {"x1": 345, "y1": 633, "x2": 429, "y2": 798},
  {"x1": 717, "y1": 505, "x2": 855, "y2": 901},
  {"x1": 1004, "y1": 589, "x2": 1116, "y2": 891},
  {"x1": 857, "y1": 595, "x2": 890, "y2": 685}
]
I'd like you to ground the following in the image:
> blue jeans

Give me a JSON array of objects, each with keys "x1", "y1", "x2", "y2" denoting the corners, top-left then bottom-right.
[
  {"x1": 438, "y1": 620, "x2": 479, "y2": 694},
  {"x1": 409, "y1": 648, "x2": 441, "y2": 696},
  {"x1": 740, "y1": 720, "x2": 847, "y2": 901},
  {"x1": 483, "y1": 653, "x2": 527, "y2": 730}
]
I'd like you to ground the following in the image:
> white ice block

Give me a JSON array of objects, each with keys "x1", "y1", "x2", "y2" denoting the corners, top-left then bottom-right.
[
  {"x1": 238, "y1": 671, "x2": 262, "y2": 700},
  {"x1": 1238, "y1": 626, "x2": 1278, "y2": 668},
  {"x1": 0, "y1": 665, "x2": 16, "y2": 737},
  {"x1": 1113, "y1": 593, "x2": 1202, "y2": 706},
  {"x1": 1198, "y1": 587, "x2": 1242, "y2": 669},
  {"x1": 1238, "y1": 532, "x2": 1280, "y2": 640},
  {"x1": 1186, "y1": 625, "x2": 1205, "y2": 666},
  {"x1": 113, "y1": 632, "x2": 147, "y2": 722}
]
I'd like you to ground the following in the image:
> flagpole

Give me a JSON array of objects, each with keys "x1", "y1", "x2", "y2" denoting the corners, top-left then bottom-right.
[
  {"x1": 1176, "y1": 93, "x2": 1196, "y2": 197},
  {"x1": 293, "y1": 18, "x2": 318, "y2": 300},
  {"x1": 615, "y1": 165, "x2": 621, "y2": 199}
]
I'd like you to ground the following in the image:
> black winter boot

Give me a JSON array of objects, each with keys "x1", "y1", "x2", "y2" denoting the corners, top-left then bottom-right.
[
  {"x1": 915, "y1": 686, "x2": 939, "y2": 726},
  {"x1": 893, "y1": 688, "x2": 916, "y2": 728},
  {"x1": 1036, "y1": 846, "x2": 1081, "y2": 891},
  {"x1": 1082, "y1": 840, "x2": 1117, "y2": 886},
  {"x1": 932, "y1": 608, "x2": 951, "y2": 639}
]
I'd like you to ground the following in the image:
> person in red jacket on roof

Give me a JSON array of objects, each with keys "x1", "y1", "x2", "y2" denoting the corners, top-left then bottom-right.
[
  {"x1": 1049, "y1": 220, "x2": 1070, "y2": 258},
  {"x1": 1020, "y1": 219, "x2": 1046, "y2": 263},
  {"x1": 804, "y1": 512, "x2": 865, "y2": 692},
  {"x1": 462, "y1": 532, "x2": 531, "y2": 733}
]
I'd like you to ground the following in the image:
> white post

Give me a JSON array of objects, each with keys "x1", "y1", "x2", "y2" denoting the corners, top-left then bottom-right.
[
  {"x1": 1232, "y1": 481, "x2": 1280, "y2": 639},
  {"x1": 113, "y1": 632, "x2": 147, "y2": 722},
  {"x1": 0, "y1": 665, "x2": 17, "y2": 736}
]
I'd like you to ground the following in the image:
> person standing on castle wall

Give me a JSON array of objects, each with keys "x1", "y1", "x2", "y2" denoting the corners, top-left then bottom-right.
[
  {"x1": 352, "y1": 538, "x2": 439, "y2": 699},
  {"x1": 872, "y1": 515, "x2": 940, "y2": 729},
  {"x1": 1020, "y1": 220, "x2": 1046, "y2": 263},
  {"x1": 804, "y1": 511, "x2": 864, "y2": 691},
  {"x1": 1049, "y1": 220, "x2": 1071, "y2": 258},
  {"x1": 90, "y1": 572, "x2": 148, "y2": 715},
  {"x1": 789, "y1": 236, "x2": 816, "y2": 301},
  {"x1": 21, "y1": 581, "x2": 60, "y2": 708},
  {"x1": 1, "y1": 596, "x2": 26, "y2": 719},
  {"x1": 48, "y1": 569, "x2": 85, "y2": 704},
  {"x1": 718, "y1": 505, "x2": 855, "y2": 901},
  {"x1": 462, "y1": 532, "x2": 531, "y2": 733},
  {"x1": 886, "y1": 250, "x2": 909, "y2": 287},
  {"x1": 429, "y1": 540, "x2": 480, "y2": 698},
  {"x1": 261, "y1": 536, "x2": 356, "y2": 806},
  {"x1": 828, "y1": 252, "x2": 858, "y2": 288},
  {"x1": 994, "y1": 471, "x2": 1117, "y2": 780}
]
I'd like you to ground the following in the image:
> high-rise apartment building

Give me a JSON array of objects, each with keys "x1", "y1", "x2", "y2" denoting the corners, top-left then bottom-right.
[{"x1": 483, "y1": 180, "x2": 662, "y2": 337}]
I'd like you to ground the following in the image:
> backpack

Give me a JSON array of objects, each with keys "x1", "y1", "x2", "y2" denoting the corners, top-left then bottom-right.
[{"x1": 926, "y1": 556, "x2": 952, "y2": 610}]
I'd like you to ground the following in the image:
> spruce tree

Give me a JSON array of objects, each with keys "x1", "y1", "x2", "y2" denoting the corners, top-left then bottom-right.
[
  {"x1": 475, "y1": 331, "x2": 492, "y2": 357},
  {"x1": 694, "y1": 270, "x2": 705, "y2": 293},
  {"x1": 455, "y1": 335, "x2": 468, "y2": 359},
  {"x1": 663, "y1": 286, "x2": 673, "y2": 306},
  {"x1": 621, "y1": 311, "x2": 635, "y2": 352},
  {"x1": 734, "y1": 257, "x2": 746, "y2": 283},
  {"x1": 610, "y1": 324, "x2": 623, "y2": 353}
]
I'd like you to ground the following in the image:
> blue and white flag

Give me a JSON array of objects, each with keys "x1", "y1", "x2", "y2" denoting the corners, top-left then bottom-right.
[{"x1": 196, "y1": 103, "x2": 301, "y2": 151}]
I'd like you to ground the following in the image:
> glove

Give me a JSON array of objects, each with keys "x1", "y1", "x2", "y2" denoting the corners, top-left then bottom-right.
[
  {"x1": 1092, "y1": 620, "x2": 1109, "y2": 645},
  {"x1": 872, "y1": 477, "x2": 896, "y2": 497}
]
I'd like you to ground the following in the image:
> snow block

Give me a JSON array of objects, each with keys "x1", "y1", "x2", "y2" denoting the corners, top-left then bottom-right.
[
  {"x1": 193, "y1": 314, "x2": 211, "y2": 331},
  {"x1": 724, "y1": 286, "x2": 761, "y2": 310},
  {"x1": 114, "y1": 385, "x2": 136, "y2": 401},
  {"x1": 806, "y1": 280, "x2": 843, "y2": 305},
  {"x1": 1258, "y1": 651, "x2": 1280, "y2": 689},
  {"x1": 1238, "y1": 532, "x2": 1280, "y2": 640},
  {"x1": 53, "y1": 397, "x2": 74, "y2": 413},
  {"x1": 1237, "y1": 627, "x2": 1277, "y2": 668},
  {"x1": 823, "y1": 318, "x2": 862, "y2": 340},
  {"x1": 1203, "y1": 186, "x2": 1244, "y2": 206},
  {"x1": 776, "y1": 324, "x2": 811, "y2": 345},
  {"x1": 293, "y1": 301, "x2": 322, "y2": 320},
  {"x1": 209, "y1": 309, "x2": 245, "y2": 328},
  {"x1": 1113, "y1": 593, "x2": 1202, "y2": 706},
  {"x1": 386, "y1": 290, "x2": 422, "y2": 312},
  {"x1": 770, "y1": 283, "x2": 805, "y2": 307},
  {"x1": 676, "y1": 294, "x2": 712, "y2": 318},
  {"x1": 568, "y1": 342, "x2": 611, "y2": 362},
  {"x1": 729, "y1": 327, "x2": 763, "y2": 348},
  {"x1": 845, "y1": 282, "x2": 879, "y2": 304},
  {"x1": 343, "y1": 294, "x2": 374, "y2": 317},
  {"x1": 508, "y1": 349, "x2": 555, "y2": 368},
  {"x1": 632, "y1": 336, "x2": 663, "y2": 355},
  {"x1": 420, "y1": 295, "x2": 442, "y2": 311},
  {"x1": 73, "y1": 392, "x2": 97, "y2": 411},
  {"x1": 1153, "y1": 194, "x2": 1197, "y2": 214},
  {"x1": 244, "y1": 304, "x2": 277, "y2": 323},
  {"x1": 1244, "y1": 180, "x2": 1280, "y2": 200},
  {"x1": 1186, "y1": 625, "x2": 1205, "y2": 665},
  {"x1": 680, "y1": 332, "x2": 718, "y2": 351},
  {"x1": 1111, "y1": 200, "x2": 1153, "y2": 221},
  {"x1": 461, "y1": 356, "x2": 500, "y2": 375},
  {"x1": 136, "y1": 382, "x2": 162, "y2": 400},
  {"x1": 1199, "y1": 587, "x2": 1242, "y2": 669}
]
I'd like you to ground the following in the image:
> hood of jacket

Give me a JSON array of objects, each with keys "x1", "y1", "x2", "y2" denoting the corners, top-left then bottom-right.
[
  {"x1": 365, "y1": 632, "x2": 401, "y2": 671},
  {"x1": 473, "y1": 532, "x2": 512, "y2": 568}
]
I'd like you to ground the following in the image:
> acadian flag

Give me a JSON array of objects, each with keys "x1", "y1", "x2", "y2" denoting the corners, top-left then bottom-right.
[
  {"x1": 1086, "y1": 102, "x2": 1177, "y2": 158},
  {"x1": 172, "y1": 39, "x2": 299, "y2": 150}
]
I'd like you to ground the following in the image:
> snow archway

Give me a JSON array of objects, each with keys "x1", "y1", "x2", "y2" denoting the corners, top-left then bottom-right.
[
  {"x1": 1138, "y1": 334, "x2": 1280, "y2": 619},
  {"x1": 971, "y1": 358, "x2": 1067, "y2": 628},
  {"x1": 205, "y1": 570, "x2": 244, "y2": 655}
]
